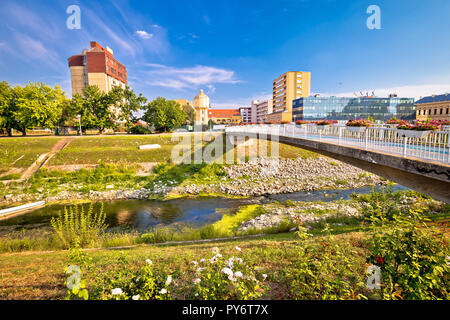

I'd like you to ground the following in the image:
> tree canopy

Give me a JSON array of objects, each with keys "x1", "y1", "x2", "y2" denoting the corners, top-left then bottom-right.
[{"x1": 142, "y1": 97, "x2": 186, "y2": 132}]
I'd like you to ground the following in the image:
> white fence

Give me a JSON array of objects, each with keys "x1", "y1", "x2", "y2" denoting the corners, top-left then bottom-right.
[{"x1": 226, "y1": 124, "x2": 450, "y2": 165}]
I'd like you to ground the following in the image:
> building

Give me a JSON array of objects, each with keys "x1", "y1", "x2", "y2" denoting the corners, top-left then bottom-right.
[
  {"x1": 193, "y1": 89, "x2": 210, "y2": 125},
  {"x1": 174, "y1": 99, "x2": 193, "y2": 107},
  {"x1": 255, "y1": 99, "x2": 273, "y2": 123},
  {"x1": 68, "y1": 41, "x2": 127, "y2": 96},
  {"x1": 208, "y1": 109, "x2": 241, "y2": 124},
  {"x1": 239, "y1": 107, "x2": 252, "y2": 123},
  {"x1": 416, "y1": 93, "x2": 450, "y2": 121},
  {"x1": 267, "y1": 71, "x2": 311, "y2": 123},
  {"x1": 292, "y1": 96, "x2": 416, "y2": 121}
]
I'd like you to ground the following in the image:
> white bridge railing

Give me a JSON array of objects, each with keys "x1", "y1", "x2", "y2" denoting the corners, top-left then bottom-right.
[{"x1": 226, "y1": 124, "x2": 450, "y2": 165}]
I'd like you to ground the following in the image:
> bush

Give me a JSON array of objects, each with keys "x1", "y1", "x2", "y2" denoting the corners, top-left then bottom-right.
[
  {"x1": 128, "y1": 125, "x2": 151, "y2": 134},
  {"x1": 50, "y1": 203, "x2": 107, "y2": 249},
  {"x1": 366, "y1": 209, "x2": 449, "y2": 299},
  {"x1": 190, "y1": 246, "x2": 267, "y2": 299}
]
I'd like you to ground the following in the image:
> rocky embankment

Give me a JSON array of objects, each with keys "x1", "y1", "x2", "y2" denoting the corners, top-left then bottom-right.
[
  {"x1": 1, "y1": 157, "x2": 385, "y2": 205},
  {"x1": 178, "y1": 157, "x2": 385, "y2": 197}
]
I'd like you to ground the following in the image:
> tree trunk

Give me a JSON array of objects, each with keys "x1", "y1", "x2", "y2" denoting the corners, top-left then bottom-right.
[
  {"x1": 7, "y1": 128, "x2": 12, "y2": 137},
  {"x1": 98, "y1": 128, "x2": 104, "y2": 135}
]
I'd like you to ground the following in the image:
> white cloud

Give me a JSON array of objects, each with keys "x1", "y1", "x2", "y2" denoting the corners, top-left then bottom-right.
[
  {"x1": 135, "y1": 30, "x2": 154, "y2": 39},
  {"x1": 145, "y1": 64, "x2": 241, "y2": 90},
  {"x1": 325, "y1": 83, "x2": 450, "y2": 100}
]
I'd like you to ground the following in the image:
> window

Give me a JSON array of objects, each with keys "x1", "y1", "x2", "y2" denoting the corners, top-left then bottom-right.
[
  {"x1": 434, "y1": 109, "x2": 437, "y2": 115},
  {"x1": 440, "y1": 108, "x2": 443, "y2": 114},
  {"x1": 447, "y1": 108, "x2": 449, "y2": 114}
]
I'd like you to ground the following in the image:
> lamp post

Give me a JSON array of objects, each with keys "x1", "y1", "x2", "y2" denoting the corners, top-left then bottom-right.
[{"x1": 77, "y1": 115, "x2": 82, "y2": 136}]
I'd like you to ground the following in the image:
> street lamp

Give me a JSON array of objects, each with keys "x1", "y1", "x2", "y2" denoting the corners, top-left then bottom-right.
[{"x1": 77, "y1": 115, "x2": 82, "y2": 136}]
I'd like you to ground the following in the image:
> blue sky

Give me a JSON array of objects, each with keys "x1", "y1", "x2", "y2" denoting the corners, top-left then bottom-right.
[{"x1": 1, "y1": 0, "x2": 450, "y2": 108}]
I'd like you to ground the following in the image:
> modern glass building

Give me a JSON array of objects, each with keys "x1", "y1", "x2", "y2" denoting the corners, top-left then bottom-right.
[{"x1": 292, "y1": 96, "x2": 416, "y2": 121}]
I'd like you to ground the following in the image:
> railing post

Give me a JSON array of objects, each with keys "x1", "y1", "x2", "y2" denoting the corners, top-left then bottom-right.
[
  {"x1": 403, "y1": 136, "x2": 408, "y2": 157},
  {"x1": 338, "y1": 127, "x2": 342, "y2": 145},
  {"x1": 365, "y1": 130, "x2": 368, "y2": 150}
]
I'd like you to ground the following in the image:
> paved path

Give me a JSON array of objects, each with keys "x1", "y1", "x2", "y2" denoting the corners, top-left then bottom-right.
[{"x1": 20, "y1": 137, "x2": 76, "y2": 179}]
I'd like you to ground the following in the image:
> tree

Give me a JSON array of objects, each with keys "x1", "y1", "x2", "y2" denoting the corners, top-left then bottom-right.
[
  {"x1": 142, "y1": 97, "x2": 186, "y2": 133},
  {"x1": 110, "y1": 86, "x2": 147, "y2": 131},
  {"x1": 0, "y1": 81, "x2": 14, "y2": 136},
  {"x1": 74, "y1": 85, "x2": 117, "y2": 134},
  {"x1": 12, "y1": 82, "x2": 66, "y2": 136},
  {"x1": 181, "y1": 103, "x2": 195, "y2": 125}
]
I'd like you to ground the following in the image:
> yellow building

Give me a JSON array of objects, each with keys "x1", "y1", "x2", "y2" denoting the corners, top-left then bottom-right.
[
  {"x1": 193, "y1": 89, "x2": 210, "y2": 125},
  {"x1": 208, "y1": 109, "x2": 242, "y2": 124},
  {"x1": 416, "y1": 94, "x2": 450, "y2": 121},
  {"x1": 267, "y1": 71, "x2": 311, "y2": 123}
]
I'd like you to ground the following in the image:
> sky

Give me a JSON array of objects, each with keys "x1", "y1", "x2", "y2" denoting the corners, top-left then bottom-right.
[{"x1": 0, "y1": 0, "x2": 450, "y2": 108}]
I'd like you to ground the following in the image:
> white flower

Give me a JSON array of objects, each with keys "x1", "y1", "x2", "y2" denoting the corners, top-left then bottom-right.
[
  {"x1": 160, "y1": 288, "x2": 167, "y2": 295},
  {"x1": 221, "y1": 267, "x2": 233, "y2": 276},
  {"x1": 215, "y1": 253, "x2": 222, "y2": 258},
  {"x1": 132, "y1": 295, "x2": 140, "y2": 300},
  {"x1": 191, "y1": 261, "x2": 198, "y2": 265},
  {"x1": 146, "y1": 259, "x2": 152, "y2": 265},
  {"x1": 235, "y1": 246, "x2": 241, "y2": 252},
  {"x1": 210, "y1": 257, "x2": 218, "y2": 264},
  {"x1": 234, "y1": 271, "x2": 243, "y2": 278},
  {"x1": 111, "y1": 288, "x2": 123, "y2": 295},
  {"x1": 165, "y1": 275, "x2": 172, "y2": 286},
  {"x1": 212, "y1": 247, "x2": 219, "y2": 254},
  {"x1": 196, "y1": 267, "x2": 205, "y2": 272},
  {"x1": 235, "y1": 258, "x2": 243, "y2": 263},
  {"x1": 195, "y1": 293, "x2": 199, "y2": 297},
  {"x1": 193, "y1": 278, "x2": 201, "y2": 284},
  {"x1": 228, "y1": 274, "x2": 236, "y2": 282},
  {"x1": 262, "y1": 274, "x2": 268, "y2": 280},
  {"x1": 200, "y1": 259, "x2": 206, "y2": 263}
]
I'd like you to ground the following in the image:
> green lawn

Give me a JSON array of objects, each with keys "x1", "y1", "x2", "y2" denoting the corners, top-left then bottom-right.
[
  {"x1": 0, "y1": 137, "x2": 62, "y2": 173},
  {"x1": 47, "y1": 135, "x2": 190, "y2": 165}
]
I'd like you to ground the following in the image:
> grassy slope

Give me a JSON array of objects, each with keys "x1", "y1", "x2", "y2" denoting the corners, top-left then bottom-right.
[
  {"x1": 0, "y1": 231, "x2": 350, "y2": 300},
  {"x1": 0, "y1": 137, "x2": 62, "y2": 173}
]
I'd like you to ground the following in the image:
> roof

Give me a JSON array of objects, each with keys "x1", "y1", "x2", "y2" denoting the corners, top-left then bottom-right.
[
  {"x1": 416, "y1": 94, "x2": 450, "y2": 104},
  {"x1": 209, "y1": 109, "x2": 240, "y2": 117}
]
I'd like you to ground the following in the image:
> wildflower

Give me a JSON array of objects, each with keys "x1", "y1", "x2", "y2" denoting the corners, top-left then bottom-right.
[
  {"x1": 228, "y1": 274, "x2": 236, "y2": 282},
  {"x1": 200, "y1": 259, "x2": 206, "y2": 263},
  {"x1": 210, "y1": 256, "x2": 218, "y2": 264},
  {"x1": 212, "y1": 247, "x2": 219, "y2": 254},
  {"x1": 146, "y1": 259, "x2": 152, "y2": 265},
  {"x1": 165, "y1": 275, "x2": 172, "y2": 286},
  {"x1": 376, "y1": 255, "x2": 384, "y2": 264},
  {"x1": 235, "y1": 258, "x2": 243, "y2": 264},
  {"x1": 234, "y1": 271, "x2": 243, "y2": 278},
  {"x1": 196, "y1": 267, "x2": 205, "y2": 272},
  {"x1": 195, "y1": 293, "x2": 199, "y2": 297},
  {"x1": 191, "y1": 261, "x2": 198, "y2": 265},
  {"x1": 215, "y1": 253, "x2": 222, "y2": 258},
  {"x1": 160, "y1": 288, "x2": 167, "y2": 295},
  {"x1": 132, "y1": 295, "x2": 140, "y2": 300},
  {"x1": 235, "y1": 246, "x2": 241, "y2": 252},
  {"x1": 111, "y1": 288, "x2": 123, "y2": 295},
  {"x1": 262, "y1": 274, "x2": 268, "y2": 280},
  {"x1": 221, "y1": 267, "x2": 233, "y2": 276},
  {"x1": 193, "y1": 278, "x2": 201, "y2": 284}
]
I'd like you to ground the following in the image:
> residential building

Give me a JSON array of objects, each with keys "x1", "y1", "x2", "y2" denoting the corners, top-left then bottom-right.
[
  {"x1": 68, "y1": 41, "x2": 127, "y2": 96},
  {"x1": 255, "y1": 99, "x2": 273, "y2": 123},
  {"x1": 239, "y1": 107, "x2": 252, "y2": 123},
  {"x1": 416, "y1": 93, "x2": 450, "y2": 121},
  {"x1": 193, "y1": 89, "x2": 210, "y2": 125},
  {"x1": 292, "y1": 96, "x2": 416, "y2": 121},
  {"x1": 208, "y1": 109, "x2": 241, "y2": 124},
  {"x1": 174, "y1": 99, "x2": 193, "y2": 107},
  {"x1": 267, "y1": 71, "x2": 311, "y2": 122}
]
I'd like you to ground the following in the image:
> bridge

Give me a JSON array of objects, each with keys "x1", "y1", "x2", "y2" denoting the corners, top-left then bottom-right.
[{"x1": 226, "y1": 124, "x2": 450, "y2": 204}]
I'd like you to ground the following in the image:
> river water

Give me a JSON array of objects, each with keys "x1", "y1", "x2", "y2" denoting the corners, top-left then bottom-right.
[{"x1": 0, "y1": 185, "x2": 408, "y2": 230}]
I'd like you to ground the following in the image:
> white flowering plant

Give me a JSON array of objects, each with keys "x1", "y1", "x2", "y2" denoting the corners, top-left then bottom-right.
[
  {"x1": 191, "y1": 246, "x2": 267, "y2": 300},
  {"x1": 90, "y1": 255, "x2": 173, "y2": 300}
]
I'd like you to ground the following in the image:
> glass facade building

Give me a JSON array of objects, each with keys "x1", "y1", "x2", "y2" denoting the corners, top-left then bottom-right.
[{"x1": 292, "y1": 96, "x2": 416, "y2": 121}]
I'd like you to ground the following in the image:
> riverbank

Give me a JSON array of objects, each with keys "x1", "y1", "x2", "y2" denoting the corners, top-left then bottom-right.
[{"x1": 0, "y1": 157, "x2": 386, "y2": 206}]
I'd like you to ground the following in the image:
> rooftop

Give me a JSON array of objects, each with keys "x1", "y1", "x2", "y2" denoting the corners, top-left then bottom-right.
[{"x1": 416, "y1": 93, "x2": 450, "y2": 104}]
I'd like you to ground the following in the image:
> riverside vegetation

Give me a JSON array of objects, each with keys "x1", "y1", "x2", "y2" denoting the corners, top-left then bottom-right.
[{"x1": 0, "y1": 186, "x2": 448, "y2": 300}]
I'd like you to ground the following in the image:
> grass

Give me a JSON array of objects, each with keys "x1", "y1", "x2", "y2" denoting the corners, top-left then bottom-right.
[{"x1": 0, "y1": 136, "x2": 62, "y2": 174}]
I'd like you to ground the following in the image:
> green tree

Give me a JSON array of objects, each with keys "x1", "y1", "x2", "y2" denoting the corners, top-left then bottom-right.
[
  {"x1": 142, "y1": 97, "x2": 186, "y2": 132},
  {"x1": 12, "y1": 82, "x2": 66, "y2": 136},
  {"x1": 74, "y1": 85, "x2": 117, "y2": 134},
  {"x1": 110, "y1": 86, "x2": 147, "y2": 131},
  {"x1": 181, "y1": 103, "x2": 195, "y2": 125},
  {"x1": 0, "y1": 81, "x2": 14, "y2": 136}
]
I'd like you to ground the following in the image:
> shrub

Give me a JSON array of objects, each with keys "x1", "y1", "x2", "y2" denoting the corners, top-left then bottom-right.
[
  {"x1": 366, "y1": 209, "x2": 449, "y2": 300},
  {"x1": 128, "y1": 125, "x2": 151, "y2": 134},
  {"x1": 50, "y1": 203, "x2": 107, "y2": 249},
  {"x1": 190, "y1": 246, "x2": 267, "y2": 300}
]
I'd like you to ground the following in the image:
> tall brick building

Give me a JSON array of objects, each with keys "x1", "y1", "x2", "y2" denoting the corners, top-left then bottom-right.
[{"x1": 68, "y1": 41, "x2": 127, "y2": 96}]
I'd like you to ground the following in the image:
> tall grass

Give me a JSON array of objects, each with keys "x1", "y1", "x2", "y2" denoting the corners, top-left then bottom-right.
[{"x1": 50, "y1": 203, "x2": 107, "y2": 248}]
